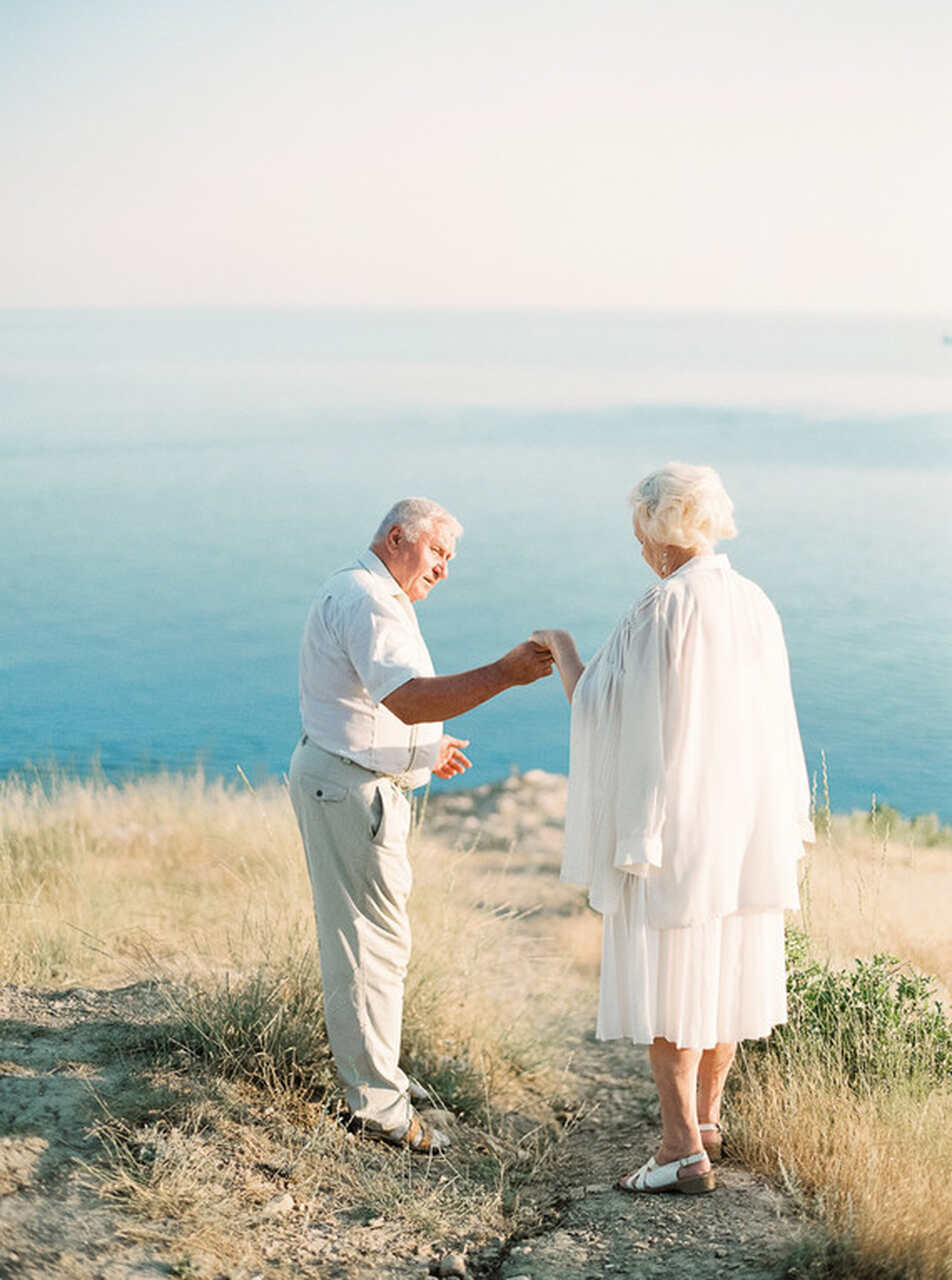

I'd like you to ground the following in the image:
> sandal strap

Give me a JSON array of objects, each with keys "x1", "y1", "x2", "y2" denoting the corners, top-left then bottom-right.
[
  {"x1": 623, "y1": 1151, "x2": 707, "y2": 1191},
  {"x1": 403, "y1": 1114, "x2": 425, "y2": 1147},
  {"x1": 699, "y1": 1122, "x2": 722, "y2": 1134},
  {"x1": 405, "y1": 1112, "x2": 439, "y2": 1152},
  {"x1": 679, "y1": 1151, "x2": 707, "y2": 1168}
]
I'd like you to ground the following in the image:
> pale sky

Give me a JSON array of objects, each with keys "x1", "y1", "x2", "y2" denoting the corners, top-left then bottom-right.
[{"x1": 2, "y1": 0, "x2": 950, "y2": 310}]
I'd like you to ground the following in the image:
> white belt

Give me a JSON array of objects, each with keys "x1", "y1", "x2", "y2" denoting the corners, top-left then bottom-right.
[{"x1": 301, "y1": 734, "x2": 412, "y2": 792}]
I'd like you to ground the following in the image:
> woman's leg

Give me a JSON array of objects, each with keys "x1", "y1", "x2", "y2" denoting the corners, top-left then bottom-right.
[
  {"x1": 697, "y1": 1042, "x2": 735, "y2": 1125},
  {"x1": 697, "y1": 1041, "x2": 736, "y2": 1157},
  {"x1": 648, "y1": 1038, "x2": 711, "y2": 1174}
]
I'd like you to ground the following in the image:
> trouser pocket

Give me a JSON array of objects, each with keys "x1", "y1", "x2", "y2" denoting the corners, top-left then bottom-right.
[{"x1": 367, "y1": 780, "x2": 411, "y2": 851}]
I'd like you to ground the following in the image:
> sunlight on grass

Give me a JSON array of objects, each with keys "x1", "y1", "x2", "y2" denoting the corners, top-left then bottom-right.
[{"x1": 1, "y1": 769, "x2": 583, "y2": 1271}]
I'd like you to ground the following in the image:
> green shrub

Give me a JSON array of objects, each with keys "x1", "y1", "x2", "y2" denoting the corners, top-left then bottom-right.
[
  {"x1": 856, "y1": 799, "x2": 952, "y2": 848},
  {"x1": 755, "y1": 928, "x2": 952, "y2": 1087}
]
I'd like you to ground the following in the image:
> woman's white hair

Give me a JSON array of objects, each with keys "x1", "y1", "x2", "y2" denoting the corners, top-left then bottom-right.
[
  {"x1": 372, "y1": 497, "x2": 463, "y2": 544},
  {"x1": 629, "y1": 462, "x2": 737, "y2": 552}
]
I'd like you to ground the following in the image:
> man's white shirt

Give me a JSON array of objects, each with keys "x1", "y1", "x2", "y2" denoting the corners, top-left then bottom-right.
[{"x1": 298, "y1": 550, "x2": 442, "y2": 787}]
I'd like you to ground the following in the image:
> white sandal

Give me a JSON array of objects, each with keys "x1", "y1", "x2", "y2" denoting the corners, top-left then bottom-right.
[
  {"x1": 617, "y1": 1150, "x2": 716, "y2": 1195},
  {"x1": 699, "y1": 1121, "x2": 724, "y2": 1162}
]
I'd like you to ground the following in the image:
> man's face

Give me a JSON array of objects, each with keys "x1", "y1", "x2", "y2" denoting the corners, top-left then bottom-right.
[{"x1": 389, "y1": 521, "x2": 456, "y2": 603}]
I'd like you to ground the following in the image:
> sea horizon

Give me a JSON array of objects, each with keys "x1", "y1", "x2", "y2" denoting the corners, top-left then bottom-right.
[{"x1": 2, "y1": 307, "x2": 950, "y2": 819}]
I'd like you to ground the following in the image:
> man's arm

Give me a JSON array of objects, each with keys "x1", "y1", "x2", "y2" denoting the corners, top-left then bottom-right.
[{"x1": 383, "y1": 641, "x2": 553, "y2": 725}]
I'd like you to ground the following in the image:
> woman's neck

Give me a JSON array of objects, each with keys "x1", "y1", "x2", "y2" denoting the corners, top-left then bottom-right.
[{"x1": 660, "y1": 546, "x2": 704, "y2": 578}]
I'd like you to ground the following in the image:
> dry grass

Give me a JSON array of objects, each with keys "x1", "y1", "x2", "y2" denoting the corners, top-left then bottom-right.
[
  {"x1": 729, "y1": 813, "x2": 952, "y2": 1280},
  {"x1": 0, "y1": 769, "x2": 586, "y2": 1274},
  {"x1": 799, "y1": 813, "x2": 952, "y2": 999},
  {"x1": 6, "y1": 766, "x2": 952, "y2": 1276},
  {"x1": 733, "y1": 1054, "x2": 952, "y2": 1279}
]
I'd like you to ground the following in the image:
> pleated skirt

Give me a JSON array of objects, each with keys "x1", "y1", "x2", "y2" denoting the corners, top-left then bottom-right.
[{"x1": 597, "y1": 877, "x2": 787, "y2": 1050}]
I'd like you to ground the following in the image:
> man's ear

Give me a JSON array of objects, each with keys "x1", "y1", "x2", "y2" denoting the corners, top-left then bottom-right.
[{"x1": 386, "y1": 524, "x2": 403, "y2": 550}]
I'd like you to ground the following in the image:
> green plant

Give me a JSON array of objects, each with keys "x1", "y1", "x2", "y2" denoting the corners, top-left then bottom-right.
[{"x1": 754, "y1": 928, "x2": 952, "y2": 1087}]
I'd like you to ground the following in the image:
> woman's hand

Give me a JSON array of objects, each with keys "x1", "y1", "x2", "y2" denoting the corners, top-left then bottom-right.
[
  {"x1": 530, "y1": 630, "x2": 585, "y2": 702},
  {"x1": 530, "y1": 628, "x2": 570, "y2": 652}
]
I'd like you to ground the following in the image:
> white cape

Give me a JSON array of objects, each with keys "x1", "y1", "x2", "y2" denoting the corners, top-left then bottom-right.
[{"x1": 562, "y1": 555, "x2": 814, "y2": 927}]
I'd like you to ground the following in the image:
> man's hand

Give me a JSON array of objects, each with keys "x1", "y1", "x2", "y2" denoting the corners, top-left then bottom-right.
[
  {"x1": 497, "y1": 640, "x2": 554, "y2": 686},
  {"x1": 432, "y1": 735, "x2": 472, "y2": 780},
  {"x1": 529, "y1": 629, "x2": 585, "y2": 702}
]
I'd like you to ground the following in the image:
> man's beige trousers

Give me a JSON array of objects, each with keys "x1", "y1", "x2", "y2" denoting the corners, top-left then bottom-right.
[{"x1": 289, "y1": 737, "x2": 414, "y2": 1130}]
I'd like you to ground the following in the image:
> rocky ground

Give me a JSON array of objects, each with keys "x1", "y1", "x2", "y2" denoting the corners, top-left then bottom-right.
[
  {"x1": 0, "y1": 772, "x2": 813, "y2": 1278},
  {"x1": 475, "y1": 1034, "x2": 804, "y2": 1280},
  {"x1": 0, "y1": 982, "x2": 175, "y2": 1278}
]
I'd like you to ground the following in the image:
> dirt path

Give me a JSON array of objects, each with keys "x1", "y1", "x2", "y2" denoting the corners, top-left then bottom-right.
[
  {"x1": 431, "y1": 776, "x2": 809, "y2": 1279},
  {"x1": 479, "y1": 1034, "x2": 802, "y2": 1280},
  {"x1": 0, "y1": 982, "x2": 178, "y2": 1279}
]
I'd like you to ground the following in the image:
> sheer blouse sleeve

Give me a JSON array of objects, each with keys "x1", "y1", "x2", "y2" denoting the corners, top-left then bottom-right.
[{"x1": 562, "y1": 588, "x2": 673, "y2": 915}]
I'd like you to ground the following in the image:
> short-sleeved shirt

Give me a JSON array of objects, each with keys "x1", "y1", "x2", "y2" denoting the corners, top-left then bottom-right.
[{"x1": 298, "y1": 550, "x2": 442, "y2": 788}]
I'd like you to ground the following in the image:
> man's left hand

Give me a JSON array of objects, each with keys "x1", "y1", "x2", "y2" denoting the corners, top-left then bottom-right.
[{"x1": 433, "y1": 735, "x2": 472, "y2": 779}]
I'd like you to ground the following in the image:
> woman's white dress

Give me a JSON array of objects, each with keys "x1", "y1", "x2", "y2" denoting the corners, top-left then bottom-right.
[{"x1": 562, "y1": 554, "x2": 814, "y2": 1050}]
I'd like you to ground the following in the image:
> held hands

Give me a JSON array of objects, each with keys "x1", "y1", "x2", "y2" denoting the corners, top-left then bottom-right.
[
  {"x1": 433, "y1": 734, "x2": 473, "y2": 779},
  {"x1": 530, "y1": 628, "x2": 567, "y2": 654},
  {"x1": 498, "y1": 640, "x2": 554, "y2": 686},
  {"x1": 529, "y1": 629, "x2": 584, "y2": 702},
  {"x1": 530, "y1": 629, "x2": 575, "y2": 667}
]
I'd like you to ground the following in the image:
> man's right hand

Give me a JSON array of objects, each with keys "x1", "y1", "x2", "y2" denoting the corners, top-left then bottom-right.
[{"x1": 498, "y1": 640, "x2": 554, "y2": 686}]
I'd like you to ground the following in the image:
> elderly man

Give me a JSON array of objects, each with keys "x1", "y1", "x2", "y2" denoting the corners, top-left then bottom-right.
[{"x1": 288, "y1": 497, "x2": 552, "y2": 1154}]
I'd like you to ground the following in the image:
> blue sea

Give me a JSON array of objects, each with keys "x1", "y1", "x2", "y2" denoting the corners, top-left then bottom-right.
[{"x1": 1, "y1": 309, "x2": 950, "y2": 819}]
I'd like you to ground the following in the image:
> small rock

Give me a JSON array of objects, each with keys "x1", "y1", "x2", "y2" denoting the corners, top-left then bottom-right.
[
  {"x1": 262, "y1": 1192, "x2": 294, "y2": 1218},
  {"x1": 584, "y1": 1183, "x2": 612, "y2": 1194},
  {"x1": 438, "y1": 1252, "x2": 467, "y2": 1277}
]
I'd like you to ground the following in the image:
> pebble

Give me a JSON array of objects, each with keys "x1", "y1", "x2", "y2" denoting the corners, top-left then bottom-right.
[
  {"x1": 262, "y1": 1191, "x2": 294, "y2": 1218},
  {"x1": 438, "y1": 1251, "x2": 467, "y2": 1277}
]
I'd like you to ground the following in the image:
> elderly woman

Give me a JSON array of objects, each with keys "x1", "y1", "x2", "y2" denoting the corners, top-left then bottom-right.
[{"x1": 534, "y1": 462, "x2": 813, "y2": 1195}]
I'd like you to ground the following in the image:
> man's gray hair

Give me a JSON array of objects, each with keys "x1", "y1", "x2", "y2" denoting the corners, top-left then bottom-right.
[{"x1": 372, "y1": 497, "x2": 463, "y2": 544}]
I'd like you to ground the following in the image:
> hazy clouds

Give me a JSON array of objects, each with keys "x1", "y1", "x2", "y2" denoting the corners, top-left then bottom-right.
[{"x1": 3, "y1": 0, "x2": 950, "y2": 310}]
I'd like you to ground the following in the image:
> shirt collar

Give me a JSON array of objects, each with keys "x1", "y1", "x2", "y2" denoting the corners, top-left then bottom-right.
[
  {"x1": 665, "y1": 552, "x2": 731, "y2": 582},
  {"x1": 357, "y1": 549, "x2": 412, "y2": 602}
]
